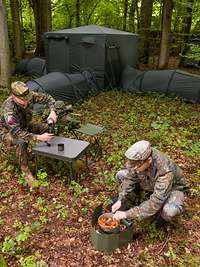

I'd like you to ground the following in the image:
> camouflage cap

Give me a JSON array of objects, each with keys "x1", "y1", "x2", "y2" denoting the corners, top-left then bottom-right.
[
  {"x1": 125, "y1": 140, "x2": 152, "y2": 161},
  {"x1": 11, "y1": 81, "x2": 32, "y2": 101}
]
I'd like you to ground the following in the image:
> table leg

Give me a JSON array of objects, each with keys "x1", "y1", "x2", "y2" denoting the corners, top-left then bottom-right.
[
  {"x1": 69, "y1": 162, "x2": 74, "y2": 181},
  {"x1": 85, "y1": 153, "x2": 89, "y2": 174},
  {"x1": 34, "y1": 154, "x2": 38, "y2": 174}
]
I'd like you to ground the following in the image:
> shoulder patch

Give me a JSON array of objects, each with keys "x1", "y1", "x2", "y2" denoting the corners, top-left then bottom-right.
[
  {"x1": 6, "y1": 115, "x2": 17, "y2": 125},
  {"x1": 155, "y1": 182, "x2": 166, "y2": 191}
]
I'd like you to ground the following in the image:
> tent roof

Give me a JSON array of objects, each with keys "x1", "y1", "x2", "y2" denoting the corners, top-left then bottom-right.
[{"x1": 46, "y1": 25, "x2": 137, "y2": 36}]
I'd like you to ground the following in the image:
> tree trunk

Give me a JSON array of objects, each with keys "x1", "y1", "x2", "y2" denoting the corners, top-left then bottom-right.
[
  {"x1": 123, "y1": 0, "x2": 128, "y2": 31},
  {"x1": 182, "y1": 0, "x2": 193, "y2": 43},
  {"x1": 129, "y1": 0, "x2": 137, "y2": 32},
  {"x1": 76, "y1": 0, "x2": 80, "y2": 27},
  {"x1": 0, "y1": 0, "x2": 11, "y2": 87},
  {"x1": 29, "y1": 0, "x2": 52, "y2": 56},
  {"x1": 10, "y1": 0, "x2": 25, "y2": 60},
  {"x1": 139, "y1": 0, "x2": 153, "y2": 63},
  {"x1": 158, "y1": 0, "x2": 173, "y2": 69}
]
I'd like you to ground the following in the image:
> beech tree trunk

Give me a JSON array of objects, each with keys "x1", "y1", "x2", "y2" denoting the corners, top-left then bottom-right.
[
  {"x1": 0, "y1": 0, "x2": 11, "y2": 87},
  {"x1": 158, "y1": 0, "x2": 174, "y2": 69},
  {"x1": 129, "y1": 0, "x2": 137, "y2": 32},
  {"x1": 123, "y1": 0, "x2": 128, "y2": 31},
  {"x1": 10, "y1": 0, "x2": 25, "y2": 60},
  {"x1": 29, "y1": 0, "x2": 52, "y2": 56},
  {"x1": 76, "y1": 0, "x2": 80, "y2": 27},
  {"x1": 182, "y1": 0, "x2": 193, "y2": 43},
  {"x1": 139, "y1": 0, "x2": 153, "y2": 63}
]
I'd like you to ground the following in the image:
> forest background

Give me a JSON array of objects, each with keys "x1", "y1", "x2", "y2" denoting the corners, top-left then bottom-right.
[{"x1": 1, "y1": 0, "x2": 200, "y2": 86}]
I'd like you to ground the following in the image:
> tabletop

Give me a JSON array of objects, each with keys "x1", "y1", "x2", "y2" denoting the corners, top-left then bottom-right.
[{"x1": 32, "y1": 136, "x2": 90, "y2": 162}]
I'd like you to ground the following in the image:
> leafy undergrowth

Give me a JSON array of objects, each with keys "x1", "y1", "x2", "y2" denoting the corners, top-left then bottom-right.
[{"x1": 0, "y1": 89, "x2": 200, "y2": 267}]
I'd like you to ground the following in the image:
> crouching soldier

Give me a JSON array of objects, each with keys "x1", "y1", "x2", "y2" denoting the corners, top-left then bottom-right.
[
  {"x1": 0, "y1": 81, "x2": 57, "y2": 189},
  {"x1": 112, "y1": 140, "x2": 188, "y2": 227}
]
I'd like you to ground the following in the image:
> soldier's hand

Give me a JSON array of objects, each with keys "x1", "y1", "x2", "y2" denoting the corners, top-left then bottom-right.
[
  {"x1": 111, "y1": 200, "x2": 122, "y2": 213},
  {"x1": 36, "y1": 133, "x2": 54, "y2": 142},
  {"x1": 47, "y1": 110, "x2": 58, "y2": 123},
  {"x1": 113, "y1": 211, "x2": 127, "y2": 221}
]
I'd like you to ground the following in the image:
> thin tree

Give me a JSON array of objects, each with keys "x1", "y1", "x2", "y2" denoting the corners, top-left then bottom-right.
[
  {"x1": 29, "y1": 0, "x2": 52, "y2": 56},
  {"x1": 0, "y1": 0, "x2": 11, "y2": 87},
  {"x1": 158, "y1": 0, "x2": 174, "y2": 69},
  {"x1": 139, "y1": 0, "x2": 153, "y2": 64},
  {"x1": 10, "y1": 0, "x2": 25, "y2": 60},
  {"x1": 123, "y1": 0, "x2": 128, "y2": 31},
  {"x1": 129, "y1": 0, "x2": 137, "y2": 32},
  {"x1": 182, "y1": 0, "x2": 194, "y2": 43},
  {"x1": 76, "y1": 0, "x2": 80, "y2": 27}
]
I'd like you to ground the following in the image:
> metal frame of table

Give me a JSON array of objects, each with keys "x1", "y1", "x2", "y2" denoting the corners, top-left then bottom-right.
[{"x1": 32, "y1": 136, "x2": 90, "y2": 181}]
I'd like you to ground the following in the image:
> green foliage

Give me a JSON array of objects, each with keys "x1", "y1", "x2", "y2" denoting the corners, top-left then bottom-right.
[
  {"x1": 138, "y1": 249, "x2": 153, "y2": 264},
  {"x1": 69, "y1": 181, "x2": 88, "y2": 198},
  {"x1": 19, "y1": 255, "x2": 47, "y2": 267},
  {"x1": 1, "y1": 236, "x2": 16, "y2": 254},
  {"x1": 55, "y1": 204, "x2": 69, "y2": 220},
  {"x1": 33, "y1": 197, "x2": 48, "y2": 213},
  {"x1": 144, "y1": 222, "x2": 166, "y2": 244},
  {"x1": 94, "y1": 192, "x2": 112, "y2": 207},
  {"x1": 0, "y1": 255, "x2": 8, "y2": 267},
  {"x1": 15, "y1": 225, "x2": 31, "y2": 245},
  {"x1": 39, "y1": 215, "x2": 48, "y2": 224},
  {"x1": 1, "y1": 219, "x2": 44, "y2": 259},
  {"x1": 178, "y1": 254, "x2": 200, "y2": 267},
  {"x1": 164, "y1": 244, "x2": 177, "y2": 261},
  {"x1": 36, "y1": 170, "x2": 49, "y2": 188}
]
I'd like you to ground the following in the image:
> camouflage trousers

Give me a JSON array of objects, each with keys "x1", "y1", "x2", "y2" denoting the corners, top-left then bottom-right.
[
  {"x1": 116, "y1": 170, "x2": 185, "y2": 222},
  {"x1": 0, "y1": 122, "x2": 48, "y2": 167}
]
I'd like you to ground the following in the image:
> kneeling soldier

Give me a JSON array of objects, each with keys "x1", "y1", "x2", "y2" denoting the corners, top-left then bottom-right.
[
  {"x1": 0, "y1": 81, "x2": 57, "y2": 189},
  {"x1": 112, "y1": 140, "x2": 188, "y2": 227}
]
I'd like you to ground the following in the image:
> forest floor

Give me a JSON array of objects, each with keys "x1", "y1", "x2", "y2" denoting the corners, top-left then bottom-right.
[{"x1": 0, "y1": 63, "x2": 200, "y2": 267}]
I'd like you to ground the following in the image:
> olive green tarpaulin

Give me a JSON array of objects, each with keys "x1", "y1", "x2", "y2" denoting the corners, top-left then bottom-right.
[
  {"x1": 15, "y1": 57, "x2": 47, "y2": 77},
  {"x1": 27, "y1": 71, "x2": 100, "y2": 103},
  {"x1": 121, "y1": 65, "x2": 200, "y2": 103},
  {"x1": 44, "y1": 25, "x2": 139, "y2": 90}
]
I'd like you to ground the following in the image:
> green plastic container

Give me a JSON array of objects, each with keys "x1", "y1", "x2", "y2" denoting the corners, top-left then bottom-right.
[{"x1": 90, "y1": 224, "x2": 133, "y2": 253}]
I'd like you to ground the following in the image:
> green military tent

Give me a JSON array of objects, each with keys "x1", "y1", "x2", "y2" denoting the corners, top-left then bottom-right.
[{"x1": 44, "y1": 25, "x2": 139, "y2": 89}]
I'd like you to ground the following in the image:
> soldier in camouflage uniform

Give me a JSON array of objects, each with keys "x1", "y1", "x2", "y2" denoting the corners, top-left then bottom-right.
[
  {"x1": 112, "y1": 140, "x2": 188, "y2": 226},
  {"x1": 0, "y1": 81, "x2": 57, "y2": 189}
]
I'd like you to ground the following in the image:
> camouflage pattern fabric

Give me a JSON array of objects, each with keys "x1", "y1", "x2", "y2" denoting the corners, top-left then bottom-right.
[
  {"x1": 0, "y1": 92, "x2": 55, "y2": 166},
  {"x1": 0, "y1": 122, "x2": 48, "y2": 166},
  {"x1": 0, "y1": 92, "x2": 55, "y2": 141},
  {"x1": 116, "y1": 148, "x2": 188, "y2": 221}
]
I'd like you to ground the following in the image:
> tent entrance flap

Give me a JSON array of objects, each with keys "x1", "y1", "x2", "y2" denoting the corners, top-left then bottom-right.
[{"x1": 106, "y1": 44, "x2": 122, "y2": 88}]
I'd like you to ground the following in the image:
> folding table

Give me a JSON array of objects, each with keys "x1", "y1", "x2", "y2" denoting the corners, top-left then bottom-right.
[{"x1": 32, "y1": 136, "x2": 90, "y2": 180}]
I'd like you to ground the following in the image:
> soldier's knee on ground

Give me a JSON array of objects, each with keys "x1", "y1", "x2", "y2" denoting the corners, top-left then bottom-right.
[{"x1": 161, "y1": 203, "x2": 184, "y2": 221}]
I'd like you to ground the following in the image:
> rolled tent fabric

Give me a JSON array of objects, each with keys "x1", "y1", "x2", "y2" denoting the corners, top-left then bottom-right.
[
  {"x1": 15, "y1": 57, "x2": 46, "y2": 77},
  {"x1": 168, "y1": 70, "x2": 200, "y2": 102},
  {"x1": 26, "y1": 71, "x2": 100, "y2": 103},
  {"x1": 121, "y1": 65, "x2": 200, "y2": 103}
]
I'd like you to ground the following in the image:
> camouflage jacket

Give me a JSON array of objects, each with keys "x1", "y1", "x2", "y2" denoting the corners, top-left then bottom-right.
[
  {"x1": 0, "y1": 92, "x2": 56, "y2": 141},
  {"x1": 118, "y1": 148, "x2": 188, "y2": 220}
]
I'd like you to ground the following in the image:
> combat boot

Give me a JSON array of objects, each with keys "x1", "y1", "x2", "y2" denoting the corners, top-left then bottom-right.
[{"x1": 154, "y1": 214, "x2": 168, "y2": 228}]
